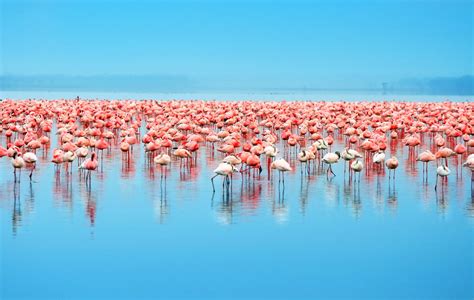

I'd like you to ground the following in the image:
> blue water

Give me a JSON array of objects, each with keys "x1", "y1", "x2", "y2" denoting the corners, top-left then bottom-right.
[{"x1": 0, "y1": 101, "x2": 473, "y2": 299}]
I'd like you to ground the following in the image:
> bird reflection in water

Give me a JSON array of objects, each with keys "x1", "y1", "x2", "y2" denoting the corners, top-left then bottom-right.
[
  {"x1": 273, "y1": 185, "x2": 288, "y2": 223},
  {"x1": 351, "y1": 178, "x2": 362, "y2": 218},
  {"x1": 240, "y1": 181, "x2": 262, "y2": 211},
  {"x1": 154, "y1": 173, "x2": 168, "y2": 224},
  {"x1": 374, "y1": 176, "x2": 384, "y2": 213},
  {"x1": 25, "y1": 181, "x2": 36, "y2": 216},
  {"x1": 121, "y1": 156, "x2": 136, "y2": 179},
  {"x1": 12, "y1": 182, "x2": 22, "y2": 236},
  {"x1": 80, "y1": 187, "x2": 98, "y2": 238},
  {"x1": 466, "y1": 194, "x2": 474, "y2": 218},
  {"x1": 324, "y1": 178, "x2": 340, "y2": 209},
  {"x1": 214, "y1": 188, "x2": 234, "y2": 225},
  {"x1": 54, "y1": 169, "x2": 74, "y2": 209},
  {"x1": 436, "y1": 191, "x2": 449, "y2": 216},
  {"x1": 299, "y1": 176, "x2": 311, "y2": 215},
  {"x1": 387, "y1": 183, "x2": 398, "y2": 214}
]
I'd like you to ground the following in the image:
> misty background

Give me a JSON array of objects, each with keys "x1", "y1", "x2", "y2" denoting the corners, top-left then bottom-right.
[{"x1": 1, "y1": 0, "x2": 473, "y2": 95}]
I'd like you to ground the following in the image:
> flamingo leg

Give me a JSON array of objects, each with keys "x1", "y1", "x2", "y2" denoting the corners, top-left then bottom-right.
[
  {"x1": 29, "y1": 165, "x2": 35, "y2": 180},
  {"x1": 211, "y1": 174, "x2": 218, "y2": 192}
]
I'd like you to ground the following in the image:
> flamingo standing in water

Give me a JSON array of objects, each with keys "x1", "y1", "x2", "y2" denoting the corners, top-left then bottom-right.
[
  {"x1": 322, "y1": 151, "x2": 340, "y2": 178},
  {"x1": 173, "y1": 148, "x2": 192, "y2": 168},
  {"x1": 96, "y1": 138, "x2": 109, "y2": 166},
  {"x1": 120, "y1": 139, "x2": 131, "y2": 162},
  {"x1": 264, "y1": 144, "x2": 278, "y2": 174},
  {"x1": 63, "y1": 150, "x2": 77, "y2": 174},
  {"x1": 211, "y1": 161, "x2": 238, "y2": 192},
  {"x1": 435, "y1": 147, "x2": 455, "y2": 167},
  {"x1": 385, "y1": 156, "x2": 399, "y2": 181},
  {"x1": 435, "y1": 164, "x2": 450, "y2": 191},
  {"x1": 80, "y1": 152, "x2": 99, "y2": 184},
  {"x1": 417, "y1": 150, "x2": 436, "y2": 177},
  {"x1": 341, "y1": 147, "x2": 362, "y2": 175},
  {"x1": 350, "y1": 159, "x2": 363, "y2": 182},
  {"x1": 223, "y1": 154, "x2": 242, "y2": 167},
  {"x1": 271, "y1": 158, "x2": 292, "y2": 184},
  {"x1": 76, "y1": 146, "x2": 89, "y2": 166},
  {"x1": 154, "y1": 153, "x2": 171, "y2": 179},
  {"x1": 11, "y1": 151, "x2": 26, "y2": 183},
  {"x1": 51, "y1": 149, "x2": 64, "y2": 173},
  {"x1": 373, "y1": 150, "x2": 385, "y2": 173},
  {"x1": 297, "y1": 149, "x2": 315, "y2": 175},
  {"x1": 23, "y1": 152, "x2": 38, "y2": 180}
]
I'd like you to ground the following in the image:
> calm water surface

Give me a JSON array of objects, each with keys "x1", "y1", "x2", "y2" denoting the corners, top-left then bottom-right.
[{"x1": 1, "y1": 99, "x2": 473, "y2": 299}]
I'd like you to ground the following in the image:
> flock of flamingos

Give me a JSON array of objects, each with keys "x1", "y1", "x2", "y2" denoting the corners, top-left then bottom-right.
[{"x1": 0, "y1": 99, "x2": 473, "y2": 194}]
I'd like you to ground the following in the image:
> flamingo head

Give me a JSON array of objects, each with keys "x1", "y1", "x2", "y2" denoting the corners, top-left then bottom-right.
[{"x1": 335, "y1": 151, "x2": 341, "y2": 158}]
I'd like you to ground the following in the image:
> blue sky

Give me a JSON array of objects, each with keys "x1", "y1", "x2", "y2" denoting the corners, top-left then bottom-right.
[{"x1": 1, "y1": 0, "x2": 472, "y2": 89}]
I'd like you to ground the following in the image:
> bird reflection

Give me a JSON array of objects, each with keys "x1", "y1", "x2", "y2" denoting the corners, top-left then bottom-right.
[
  {"x1": 12, "y1": 182, "x2": 22, "y2": 236},
  {"x1": 272, "y1": 181, "x2": 288, "y2": 223},
  {"x1": 216, "y1": 194, "x2": 234, "y2": 225},
  {"x1": 387, "y1": 184, "x2": 398, "y2": 213},
  {"x1": 240, "y1": 182, "x2": 262, "y2": 211},
  {"x1": 25, "y1": 181, "x2": 36, "y2": 215},
  {"x1": 53, "y1": 170, "x2": 74, "y2": 209},
  {"x1": 351, "y1": 179, "x2": 362, "y2": 218},
  {"x1": 375, "y1": 176, "x2": 383, "y2": 212},
  {"x1": 436, "y1": 190, "x2": 449, "y2": 216},
  {"x1": 466, "y1": 197, "x2": 474, "y2": 218},
  {"x1": 299, "y1": 176, "x2": 310, "y2": 215},
  {"x1": 272, "y1": 198, "x2": 288, "y2": 224},
  {"x1": 80, "y1": 187, "x2": 98, "y2": 233},
  {"x1": 154, "y1": 183, "x2": 168, "y2": 224}
]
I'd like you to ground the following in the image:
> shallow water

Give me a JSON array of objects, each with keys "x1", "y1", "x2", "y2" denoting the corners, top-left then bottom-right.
[{"x1": 1, "y1": 115, "x2": 473, "y2": 299}]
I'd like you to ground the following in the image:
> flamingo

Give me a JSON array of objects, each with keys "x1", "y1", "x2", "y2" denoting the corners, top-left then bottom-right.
[
  {"x1": 341, "y1": 147, "x2": 362, "y2": 174},
  {"x1": 417, "y1": 150, "x2": 436, "y2": 175},
  {"x1": 51, "y1": 149, "x2": 64, "y2": 173},
  {"x1": 120, "y1": 139, "x2": 131, "y2": 161},
  {"x1": 322, "y1": 151, "x2": 340, "y2": 178},
  {"x1": 350, "y1": 159, "x2": 363, "y2": 182},
  {"x1": 173, "y1": 148, "x2": 192, "y2": 168},
  {"x1": 373, "y1": 150, "x2": 385, "y2": 173},
  {"x1": 270, "y1": 158, "x2": 292, "y2": 184},
  {"x1": 435, "y1": 147, "x2": 455, "y2": 167},
  {"x1": 385, "y1": 156, "x2": 399, "y2": 180},
  {"x1": 154, "y1": 153, "x2": 171, "y2": 178},
  {"x1": 211, "y1": 162, "x2": 238, "y2": 192},
  {"x1": 63, "y1": 150, "x2": 77, "y2": 174},
  {"x1": 435, "y1": 164, "x2": 450, "y2": 191},
  {"x1": 223, "y1": 154, "x2": 242, "y2": 166},
  {"x1": 297, "y1": 149, "x2": 314, "y2": 175},
  {"x1": 79, "y1": 152, "x2": 98, "y2": 183},
  {"x1": 11, "y1": 151, "x2": 26, "y2": 183},
  {"x1": 264, "y1": 144, "x2": 278, "y2": 171},
  {"x1": 23, "y1": 152, "x2": 38, "y2": 180},
  {"x1": 76, "y1": 146, "x2": 89, "y2": 166}
]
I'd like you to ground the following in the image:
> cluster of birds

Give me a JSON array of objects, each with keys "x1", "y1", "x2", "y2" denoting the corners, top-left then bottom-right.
[{"x1": 0, "y1": 99, "x2": 473, "y2": 192}]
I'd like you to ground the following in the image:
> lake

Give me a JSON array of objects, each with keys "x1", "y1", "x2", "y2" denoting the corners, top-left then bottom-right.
[{"x1": 0, "y1": 94, "x2": 473, "y2": 299}]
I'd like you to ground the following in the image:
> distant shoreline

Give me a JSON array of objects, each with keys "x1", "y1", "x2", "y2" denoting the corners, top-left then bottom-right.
[{"x1": 1, "y1": 90, "x2": 472, "y2": 102}]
